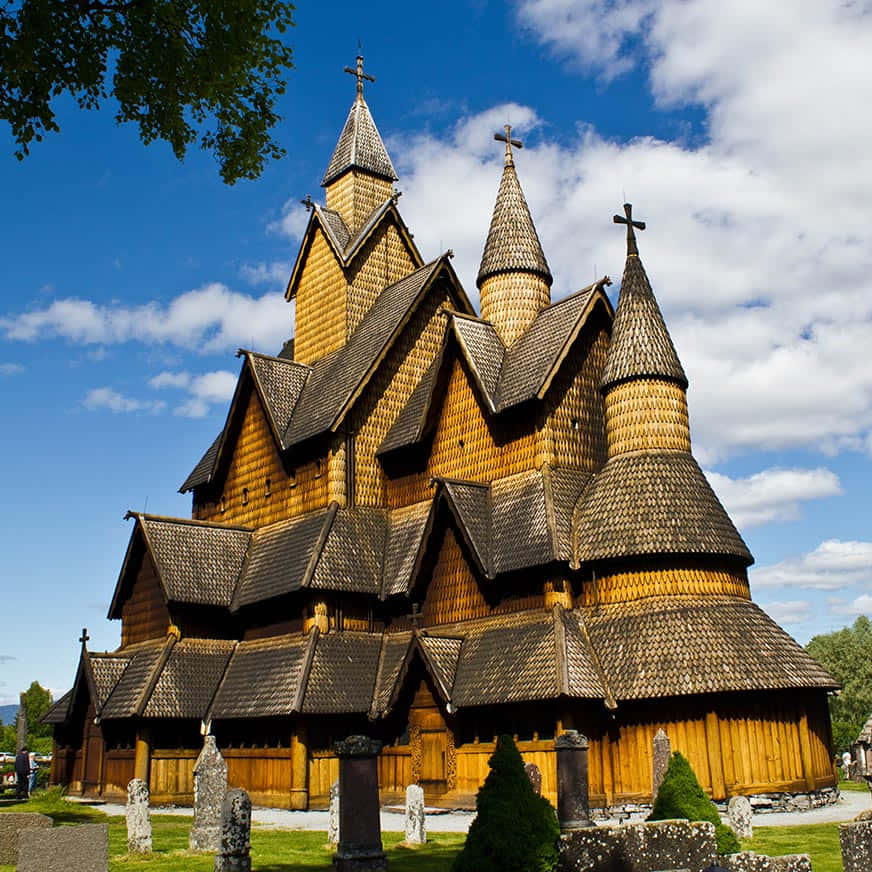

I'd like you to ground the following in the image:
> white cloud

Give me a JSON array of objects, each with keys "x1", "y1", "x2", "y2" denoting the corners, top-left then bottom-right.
[
  {"x1": 752, "y1": 540, "x2": 872, "y2": 591},
  {"x1": 831, "y1": 594, "x2": 872, "y2": 619},
  {"x1": 389, "y1": 2, "x2": 872, "y2": 462},
  {"x1": 149, "y1": 371, "x2": 192, "y2": 390},
  {"x1": 268, "y1": 200, "x2": 311, "y2": 240},
  {"x1": 83, "y1": 387, "x2": 165, "y2": 414},
  {"x1": 0, "y1": 363, "x2": 24, "y2": 375},
  {"x1": 1, "y1": 283, "x2": 292, "y2": 355},
  {"x1": 705, "y1": 467, "x2": 842, "y2": 529},
  {"x1": 759, "y1": 600, "x2": 813, "y2": 626},
  {"x1": 149, "y1": 369, "x2": 237, "y2": 418},
  {"x1": 240, "y1": 261, "x2": 290, "y2": 287}
]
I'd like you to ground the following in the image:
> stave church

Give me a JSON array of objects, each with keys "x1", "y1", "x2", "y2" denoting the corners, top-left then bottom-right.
[{"x1": 45, "y1": 56, "x2": 838, "y2": 811}]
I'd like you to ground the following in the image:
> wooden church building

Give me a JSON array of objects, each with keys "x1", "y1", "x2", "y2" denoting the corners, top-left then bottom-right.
[{"x1": 46, "y1": 57, "x2": 838, "y2": 811}]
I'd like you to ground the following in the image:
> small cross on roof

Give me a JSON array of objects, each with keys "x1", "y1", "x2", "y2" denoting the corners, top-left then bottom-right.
[
  {"x1": 344, "y1": 54, "x2": 375, "y2": 100},
  {"x1": 79, "y1": 627, "x2": 90, "y2": 646},
  {"x1": 405, "y1": 602, "x2": 424, "y2": 629},
  {"x1": 613, "y1": 202, "x2": 646, "y2": 256},
  {"x1": 494, "y1": 123, "x2": 523, "y2": 165}
]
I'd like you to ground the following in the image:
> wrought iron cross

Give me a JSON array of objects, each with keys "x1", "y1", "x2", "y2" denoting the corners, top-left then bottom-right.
[
  {"x1": 613, "y1": 202, "x2": 646, "y2": 256},
  {"x1": 300, "y1": 194, "x2": 313, "y2": 212},
  {"x1": 344, "y1": 54, "x2": 375, "y2": 99},
  {"x1": 494, "y1": 123, "x2": 523, "y2": 164},
  {"x1": 79, "y1": 627, "x2": 89, "y2": 645},
  {"x1": 405, "y1": 602, "x2": 423, "y2": 630}
]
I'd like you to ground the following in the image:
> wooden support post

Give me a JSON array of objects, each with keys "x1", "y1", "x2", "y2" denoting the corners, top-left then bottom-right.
[
  {"x1": 798, "y1": 712, "x2": 817, "y2": 792},
  {"x1": 291, "y1": 724, "x2": 309, "y2": 810},
  {"x1": 134, "y1": 729, "x2": 152, "y2": 784},
  {"x1": 601, "y1": 728, "x2": 615, "y2": 806},
  {"x1": 705, "y1": 711, "x2": 726, "y2": 800}
]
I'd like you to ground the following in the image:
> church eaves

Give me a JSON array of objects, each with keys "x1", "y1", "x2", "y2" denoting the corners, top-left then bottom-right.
[{"x1": 600, "y1": 204, "x2": 687, "y2": 391}]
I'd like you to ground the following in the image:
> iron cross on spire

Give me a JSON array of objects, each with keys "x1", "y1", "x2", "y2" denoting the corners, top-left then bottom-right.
[
  {"x1": 494, "y1": 123, "x2": 523, "y2": 165},
  {"x1": 613, "y1": 202, "x2": 646, "y2": 256},
  {"x1": 344, "y1": 54, "x2": 375, "y2": 100},
  {"x1": 79, "y1": 627, "x2": 89, "y2": 645}
]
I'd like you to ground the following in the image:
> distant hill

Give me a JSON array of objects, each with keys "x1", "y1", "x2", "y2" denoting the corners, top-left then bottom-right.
[{"x1": 0, "y1": 705, "x2": 19, "y2": 725}]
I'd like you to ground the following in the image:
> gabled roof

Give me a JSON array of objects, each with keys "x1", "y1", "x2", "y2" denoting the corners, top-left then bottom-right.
[
  {"x1": 301, "y1": 632, "x2": 382, "y2": 714},
  {"x1": 477, "y1": 148, "x2": 552, "y2": 289},
  {"x1": 99, "y1": 637, "x2": 171, "y2": 719},
  {"x1": 572, "y1": 453, "x2": 752, "y2": 567},
  {"x1": 321, "y1": 94, "x2": 398, "y2": 187},
  {"x1": 109, "y1": 514, "x2": 252, "y2": 618},
  {"x1": 600, "y1": 232, "x2": 687, "y2": 391}
]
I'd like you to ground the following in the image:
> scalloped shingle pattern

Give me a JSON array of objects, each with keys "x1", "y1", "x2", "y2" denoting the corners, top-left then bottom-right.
[
  {"x1": 100, "y1": 641, "x2": 166, "y2": 719},
  {"x1": 321, "y1": 98, "x2": 398, "y2": 186},
  {"x1": 249, "y1": 353, "x2": 310, "y2": 439},
  {"x1": 302, "y1": 633, "x2": 381, "y2": 714},
  {"x1": 90, "y1": 655, "x2": 131, "y2": 710}
]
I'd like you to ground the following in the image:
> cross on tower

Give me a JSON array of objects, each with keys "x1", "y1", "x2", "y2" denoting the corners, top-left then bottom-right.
[
  {"x1": 300, "y1": 194, "x2": 313, "y2": 212},
  {"x1": 344, "y1": 54, "x2": 375, "y2": 100},
  {"x1": 79, "y1": 627, "x2": 89, "y2": 646},
  {"x1": 613, "y1": 202, "x2": 646, "y2": 256},
  {"x1": 494, "y1": 124, "x2": 523, "y2": 165},
  {"x1": 405, "y1": 602, "x2": 424, "y2": 630}
]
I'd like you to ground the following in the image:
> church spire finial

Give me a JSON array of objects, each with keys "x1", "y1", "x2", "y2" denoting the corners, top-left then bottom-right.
[
  {"x1": 494, "y1": 124, "x2": 523, "y2": 167},
  {"x1": 613, "y1": 202, "x2": 646, "y2": 257},
  {"x1": 344, "y1": 53, "x2": 375, "y2": 102}
]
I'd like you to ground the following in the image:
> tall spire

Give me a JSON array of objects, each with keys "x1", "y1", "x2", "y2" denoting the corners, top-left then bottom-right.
[
  {"x1": 600, "y1": 204, "x2": 687, "y2": 392},
  {"x1": 477, "y1": 125, "x2": 552, "y2": 345}
]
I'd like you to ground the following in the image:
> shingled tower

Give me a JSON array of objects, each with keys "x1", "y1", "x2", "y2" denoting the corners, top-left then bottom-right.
[{"x1": 477, "y1": 125, "x2": 553, "y2": 345}]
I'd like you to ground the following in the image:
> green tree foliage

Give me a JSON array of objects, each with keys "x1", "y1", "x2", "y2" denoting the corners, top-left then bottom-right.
[
  {"x1": 0, "y1": 0, "x2": 295, "y2": 183},
  {"x1": 452, "y1": 734, "x2": 559, "y2": 872},
  {"x1": 648, "y1": 751, "x2": 740, "y2": 856},
  {"x1": 0, "y1": 723, "x2": 15, "y2": 752},
  {"x1": 23, "y1": 682, "x2": 53, "y2": 740},
  {"x1": 807, "y1": 616, "x2": 872, "y2": 753}
]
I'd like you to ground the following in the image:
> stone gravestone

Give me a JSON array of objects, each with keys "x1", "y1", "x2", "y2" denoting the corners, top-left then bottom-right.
[
  {"x1": 556, "y1": 730, "x2": 592, "y2": 831},
  {"x1": 327, "y1": 778, "x2": 340, "y2": 846},
  {"x1": 16, "y1": 693, "x2": 28, "y2": 752},
  {"x1": 405, "y1": 783, "x2": 426, "y2": 844},
  {"x1": 652, "y1": 729, "x2": 671, "y2": 799},
  {"x1": 333, "y1": 735, "x2": 387, "y2": 871},
  {"x1": 0, "y1": 813, "x2": 52, "y2": 865},
  {"x1": 525, "y1": 761, "x2": 542, "y2": 796},
  {"x1": 214, "y1": 788, "x2": 251, "y2": 872},
  {"x1": 126, "y1": 777, "x2": 152, "y2": 854},
  {"x1": 728, "y1": 795, "x2": 753, "y2": 839},
  {"x1": 18, "y1": 822, "x2": 109, "y2": 872},
  {"x1": 840, "y1": 819, "x2": 872, "y2": 872},
  {"x1": 190, "y1": 734, "x2": 228, "y2": 851}
]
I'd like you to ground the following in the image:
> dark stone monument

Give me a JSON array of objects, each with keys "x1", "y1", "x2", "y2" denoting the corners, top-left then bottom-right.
[
  {"x1": 214, "y1": 788, "x2": 251, "y2": 872},
  {"x1": 17, "y1": 822, "x2": 109, "y2": 872},
  {"x1": 190, "y1": 734, "x2": 228, "y2": 851},
  {"x1": 652, "y1": 729, "x2": 671, "y2": 798},
  {"x1": 15, "y1": 693, "x2": 28, "y2": 753},
  {"x1": 525, "y1": 761, "x2": 543, "y2": 796},
  {"x1": 333, "y1": 735, "x2": 387, "y2": 871},
  {"x1": 840, "y1": 820, "x2": 872, "y2": 872},
  {"x1": 556, "y1": 730, "x2": 593, "y2": 830},
  {"x1": 0, "y1": 813, "x2": 52, "y2": 865}
]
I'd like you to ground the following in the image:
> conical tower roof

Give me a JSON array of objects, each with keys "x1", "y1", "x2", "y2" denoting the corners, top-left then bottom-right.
[
  {"x1": 476, "y1": 134, "x2": 552, "y2": 289},
  {"x1": 600, "y1": 205, "x2": 687, "y2": 391},
  {"x1": 321, "y1": 57, "x2": 397, "y2": 187}
]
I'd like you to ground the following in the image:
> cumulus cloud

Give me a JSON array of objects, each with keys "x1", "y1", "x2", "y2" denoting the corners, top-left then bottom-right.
[
  {"x1": 830, "y1": 594, "x2": 872, "y2": 619},
  {"x1": 389, "y1": 2, "x2": 872, "y2": 462},
  {"x1": 752, "y1": 540, "x2": 872, "y2": 591},
  {"x1": 1, "y1": 283, "x2": 293, "y2": 355},
  {"x1": 83, "y1": 387, "x2": 165, "y2": 414},
  {"x1": 149, "y1": 369, "x2": 237, "y2": 418},
  {"x1": 705, "y1": 467, "x2": 842, "y2": 529},
  {"x1": 268, "y1": 200, "x2": 311, "y2": 240},
  {"x1": 0, "y1": 363, "x2": 24, "y2": 375},
  {"x1": 758, "y1": 600, "x2": 813, "y2": 626},
  {"x1": 239, "y1": 261, "x2": 290, "y2": 287}
]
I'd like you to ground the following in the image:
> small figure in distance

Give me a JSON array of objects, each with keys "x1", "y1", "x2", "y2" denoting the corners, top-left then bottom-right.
[
  {"x1": 28, "y1": 748, "x2": 38, "y2": 795},
  {"x1": 14, "y1": 745, "x2": 29, "y2": 800}
]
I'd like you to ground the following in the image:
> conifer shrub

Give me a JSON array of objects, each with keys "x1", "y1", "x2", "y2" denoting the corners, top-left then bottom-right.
[
  {"x1": 452, "y1": 734, "x2": 560, "y2": 872},
  {"x1": 647, "y1": 751, "x2": 740, "y2": 855}
]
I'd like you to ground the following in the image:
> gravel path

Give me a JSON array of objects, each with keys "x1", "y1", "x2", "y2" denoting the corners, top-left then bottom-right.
[{"x1": 71, "y1": 790, "x2": 871, "y2": 832}]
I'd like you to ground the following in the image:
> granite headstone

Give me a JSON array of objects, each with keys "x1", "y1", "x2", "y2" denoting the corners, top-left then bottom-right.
[
  {"x1": 405, "y1": 783, "x2": 426, "y2": 844},
  {"x1": 652, "y1": 729, "x2": 671, "y2": 799},
  {"x1": 840, "y1": 819, "x2": 872, "y2": 872},
  {"x1": 17, "y1": 822, "x2": 109, "y2": 872},
  {"x1": 525, "y1": 761, "x2": 543, "y2": 796},
  {"x1": 328, "y1": 778, "x2": 340, "y2": 846},
  {"x1": 126, "y1": 778, "x2": 152, "y2": 853},
  {"x1": 0, "y1": 813, "x2": 52, "y2": 865},
  {"x1": 190, "y1": 734, "x2": 228, "y2": 851},
  {"x1": 728, "y1": 795, "x2": 753, "y2": 839},
  {"x1": 214, "y1": 788, "x2": 251, "y2": 872}
]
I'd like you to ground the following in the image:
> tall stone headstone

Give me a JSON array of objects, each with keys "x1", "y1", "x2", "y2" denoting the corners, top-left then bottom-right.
[
  {"x1": 327, "y1": 779, "x2": 340, "y2": 846},
  {"x1": 333, "y1": 735, "x2": 386, "y2": 871},
  {"x1": 18, "y1": 822, "x2": 109, "y2": 872},
  {"x1": 727, "y1": 795, "x2": 753, "y2": 840},
  {"x1": 841, "y1": 820, "x2": 872, "y2": 872},
  {"x1": 126, "y1": 778, "x2": 152, "y2": 854},
  {"x1": 652, "y1": 729, "x2": 671, "y2": 799},
  {"x1": 556, "y1": 730, "x2": 592, "y2": 831},
  {"x1": 214, "y1": 788, "x2": 251, "y2": 872},
  {"x1": 525, "y1": 761, "x2": 542, "y2": 796},
  {"x1": 0, "y1": 813, "x2": 52, "y2": 865},
  {"x1": 190, "y1": 734, "x2": 228, "y2": 852},
  {"x1": 405, "y1": 783, "x2": 426, "y2": 844},
  {"x1": 16, "y1": 693, "x2": 28, "y2": 752}
]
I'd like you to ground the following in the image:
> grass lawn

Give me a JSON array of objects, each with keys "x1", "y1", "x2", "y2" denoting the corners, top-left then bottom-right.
[
  {"x1": 0, "y1": 790, "x2": 465, "y2": 872},
  {"x1": 838, "y1": 778, "x2": 869, "y2": 792},
  {"x1": 741, "y1": 823, "x2": 843, "y2": 872}
]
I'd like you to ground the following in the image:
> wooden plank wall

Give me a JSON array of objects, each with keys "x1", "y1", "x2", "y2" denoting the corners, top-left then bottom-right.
[
  {"x1": 224, "y1": 748, "x2": 293, "y2": 808},
  {"x1": 102, "y1": 749, "x2": 135, "y2": 799},
  {"x1": 149, "y1": 749, "x2": 197, "y2": 804},
  {"x1": 121, "y1": 552, "x2": 170, "y2": 646}
]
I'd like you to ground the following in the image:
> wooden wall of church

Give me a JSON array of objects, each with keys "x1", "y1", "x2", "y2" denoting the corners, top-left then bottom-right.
[{"x1": 121, "y1": 552, "x2": 170, "y2": 646}]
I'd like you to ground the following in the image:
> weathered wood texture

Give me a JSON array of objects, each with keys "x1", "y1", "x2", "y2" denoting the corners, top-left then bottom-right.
[
  {"x1": 148, "y1": 749, "x2": 197, "y2": 805},
  {"x1": 326, "y1": 169, "x2": 393, "y2": 236},
  {"x1": 479, "y1": 271, "x2": 551, "y2": 346},
  {"x1": 121, "y1": 552, "x2": 170, "y2": 646},
  {"x1": 605, "y1": 377, "x2": 691, "y2": 457}
]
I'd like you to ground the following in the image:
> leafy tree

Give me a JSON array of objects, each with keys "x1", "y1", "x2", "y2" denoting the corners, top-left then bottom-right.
[
  {"x1": 0, "y1": 0, "x2": 295, "y2": 184},
  {"x1": 648, "y1": 751, "x2": 740, "y2": 856},
  {"x1": 452, "y1": 734, "x2": 559, "y2": 872},
  {"x1": 0, "y1": 723, "x2": 15, "y2": 753},
  {"x1": 806, "y1": 616, "x2": 872, "y2": 753},
  {"x1": 23, "y1": 682, "x2": 53, "y2": 740}
]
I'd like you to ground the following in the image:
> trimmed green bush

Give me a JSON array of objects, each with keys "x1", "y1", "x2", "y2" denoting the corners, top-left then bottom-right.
[
  {"x1": 647, "y1": 751, "x2": 740, "y2": 855},
  {"x1": 452, "y1": 734, "x2": 559, "y2": 872}
]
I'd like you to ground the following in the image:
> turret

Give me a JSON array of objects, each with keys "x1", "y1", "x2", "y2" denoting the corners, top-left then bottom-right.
[{"x1": 477, "y1": 125, "x2": 552, "y2": 345}]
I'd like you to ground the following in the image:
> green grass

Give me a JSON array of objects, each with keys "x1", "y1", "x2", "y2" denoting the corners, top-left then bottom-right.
[
  {"x1": 741, "y1": 823, "x2": 842, "y2": 872},
  {"x1": 0, "y1": 791, "x2": 465, "y2": 872},
  {"x1": 839, "y1": 778, "x2": 870, "y2": 792}
]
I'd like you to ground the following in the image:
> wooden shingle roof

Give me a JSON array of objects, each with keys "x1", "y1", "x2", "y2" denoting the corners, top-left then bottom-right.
[{"x1": 321, "y1": 94, "x2": 397, "y2": 186}]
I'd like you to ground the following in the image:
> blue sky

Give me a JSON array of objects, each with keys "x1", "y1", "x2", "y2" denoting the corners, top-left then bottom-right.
[{"x1": 1, "y1": 0, "x2": 871, "y2": 705}]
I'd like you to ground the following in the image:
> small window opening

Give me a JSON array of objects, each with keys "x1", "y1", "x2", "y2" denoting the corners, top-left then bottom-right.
[
  {"x1": 571, "y1": 418, "x2": 580, "y2": 431},
  {"x1": 265, "y1": 478, "x2": 271, "y2": 497},
  {"x1": 289, "y1": 469, "x2": 297, "y2": 488},
  {"x1": 220, "y1": 494, "x2": 226, "y2": 513},
  {"x1": 458, "y1": 438, "x2": 465, "y2": 449},
  {"x1": 315, "y1": 459, "x2": 322, "y2": 478},
  {"x1": 242, "y1": 487, "x2": 249, "y2": 506}
]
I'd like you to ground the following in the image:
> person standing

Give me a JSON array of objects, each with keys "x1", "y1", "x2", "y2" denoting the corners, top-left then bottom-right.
[
  {"x1": 14, "y1": 746, "x2": 29, "y2": 800},
  {"x1": 28, "y1": 749, "x2": 38, "y2": 795}
]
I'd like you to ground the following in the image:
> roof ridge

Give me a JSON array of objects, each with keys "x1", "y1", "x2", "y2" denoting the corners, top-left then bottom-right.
[
  {"x1": 126, "y1": 511, "x2": 253, "y2": 533},
  {"x1": 240, "y1": 349, "x2": 313, "y2": 370}
]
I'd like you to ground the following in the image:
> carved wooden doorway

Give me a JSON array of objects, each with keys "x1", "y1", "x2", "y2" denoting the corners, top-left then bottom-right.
[{"x1": 409, "y1": 678, "x2": 455, "y2": 800}]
